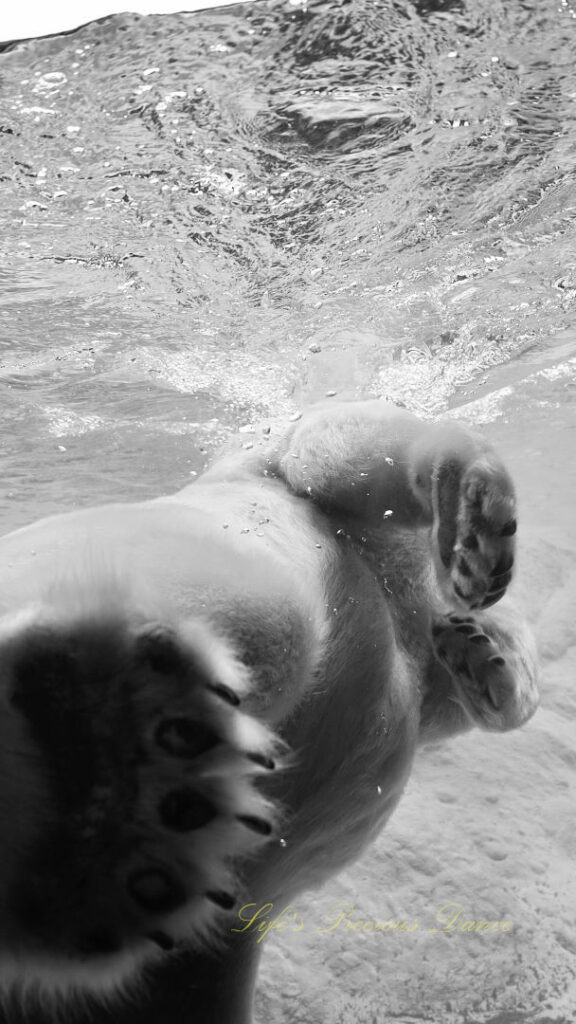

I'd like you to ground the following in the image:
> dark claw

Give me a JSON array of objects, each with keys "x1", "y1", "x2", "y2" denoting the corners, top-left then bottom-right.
[
  {"x1": 128, "y1": 869, "x2": 186, "y2": 914},
  {"x1": 159, "y1": 789, "x2": 218, "y2": 832},
  {"x1": 155, "y1": 717, "x2": 220, "y2": 759},
  {"x1": 453, "y1": 623, "x2": 478, "y2": 635},
  {"x1": 500, "y1": 519, "x2": 517, "y2": 537},
  {"x1": 449, "y1": 614, "x2": 474, "y2": 624},
  {"x1": 237, "y1": 815, "x2": 273, "y2": 836},
  {"x1": 147, "y1": 931, "x2": 175, "y2": 951},
  {"x1": 247, "y1": 752, "x2": 276, "y2": 771},
  {"x1": 480, "y1": 587, "x2": 507, "y2": 609},
  {"x1": 208, "y1": 683, "x2": 241, "y2": 707},
  {"x1": 470, "y1": 633, "x2": 491, "y2": 645},
  {"x1": 491, "y1": 553, "x2": 514, "y2": 576},
  {"x1": 489, "y1": 655, "x2": 506, "y2": 667},
  {"x1": 206, "y1": 890, "x2": 236, "y2": 911},
  {"x1": 489, "y1": 570, "x2": 512, "y2": 588}
]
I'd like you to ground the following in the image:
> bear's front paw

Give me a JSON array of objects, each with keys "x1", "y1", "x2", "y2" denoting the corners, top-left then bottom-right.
[
  {"x1": 435, "y1": 459, "x2": 517, "y2": 610},
  {"x1": 431, "y1": 613, "x2": 539, "y2": 731},
  {"x1": 1, "y1": 613, "x2": 283, "y2": 995}
]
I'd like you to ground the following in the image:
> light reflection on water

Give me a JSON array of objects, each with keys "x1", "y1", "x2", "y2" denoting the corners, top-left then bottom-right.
[{"x1": 0, "y1": 0, "x2": 575, "y2": 529}]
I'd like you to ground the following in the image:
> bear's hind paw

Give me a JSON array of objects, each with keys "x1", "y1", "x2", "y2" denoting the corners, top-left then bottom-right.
[
  {"x1": 431, "y1": 612, "x2": 538, "y2": 731},
  {"x1": 436, "y1": 459, "x2": 517, "y2": 610}
]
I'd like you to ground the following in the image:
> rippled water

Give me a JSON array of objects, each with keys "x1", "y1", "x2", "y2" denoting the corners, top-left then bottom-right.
[{"x1": 1, "y1": 0, "x2": 576, "y2": 530}]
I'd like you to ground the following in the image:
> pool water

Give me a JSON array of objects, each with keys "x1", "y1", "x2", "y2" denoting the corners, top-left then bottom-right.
[
  {"x1": 1, "y1": 0, "x2": 576, "y2": 532},
  {"x1": 1, "y1": 4, "x2": 576, "y2": 1023}
]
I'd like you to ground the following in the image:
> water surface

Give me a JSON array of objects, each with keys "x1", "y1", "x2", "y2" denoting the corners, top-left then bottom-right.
[{"x1": 1, "y1": 0, "x2": 576, "y2": 530}]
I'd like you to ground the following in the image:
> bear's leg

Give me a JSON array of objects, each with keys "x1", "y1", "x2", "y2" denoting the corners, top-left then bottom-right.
[
  {"x1": 422, "y1": 609, "x2": 540, "y2": 740},
  {"x1": 270, "y1": 399, "x2": 517, "y2": 610}
]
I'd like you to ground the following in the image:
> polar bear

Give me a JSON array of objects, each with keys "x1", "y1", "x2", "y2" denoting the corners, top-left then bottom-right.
[{"x1": 0, "y1": 400, "x2": 539, "y2": 1024}]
